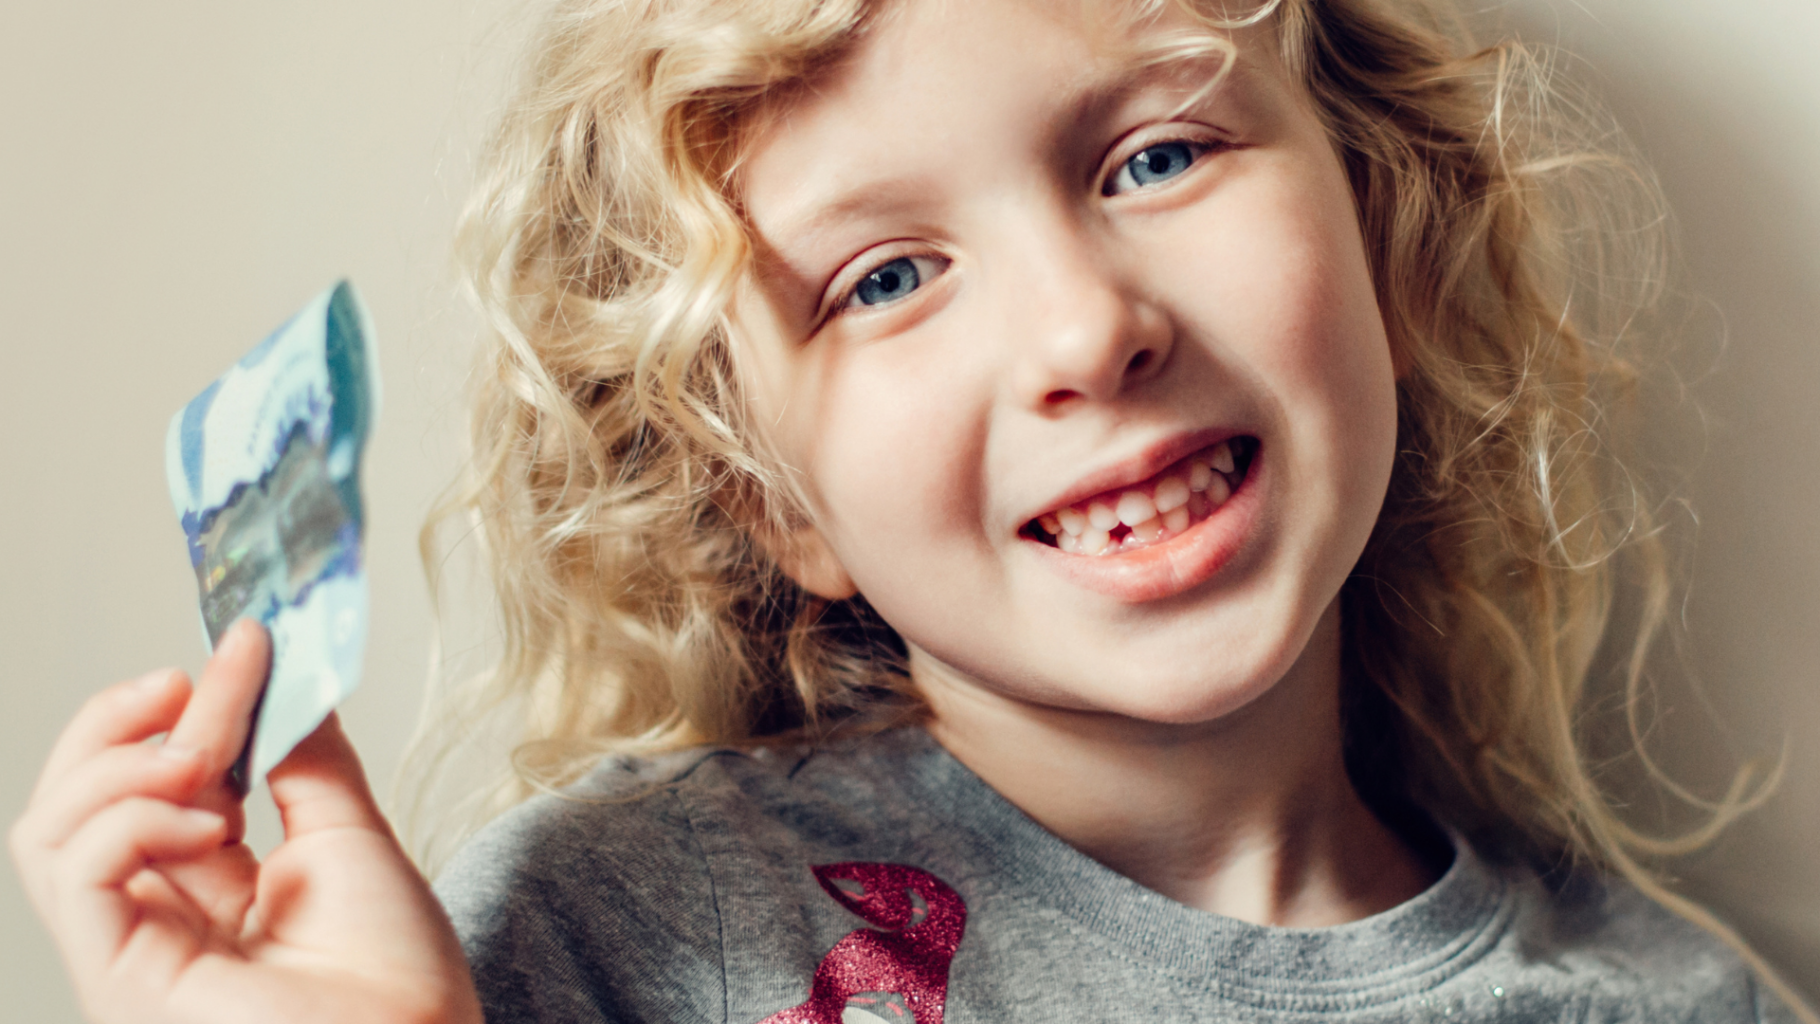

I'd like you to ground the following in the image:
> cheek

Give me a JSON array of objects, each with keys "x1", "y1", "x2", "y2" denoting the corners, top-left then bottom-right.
[
  {"x1": 1229, "y1": 168, "x2": 1396, "y2": 467},
  {"x1": 1166, "y1": 162, "x2": 1397, "y2": 536},
  {"x1": 799, "y1": 343, "x2": 992, "y2": 572},
  {"x1": 1307, "y1": 234, "x2": 1398, "y2": 491},
  {"x1": 1279, "y1": 236, "x2": 1397, "y2": 460}
]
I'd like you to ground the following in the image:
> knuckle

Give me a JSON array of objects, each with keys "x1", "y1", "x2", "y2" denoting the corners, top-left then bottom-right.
[
  {"x1": 7, "y1": 816, "x2": 36, "y2": 863},
  {"x1": 77, "y1": 683, "x2": 136, "y2": 727},
  {"x1": 392, "y1": 986, "x2": 463, "y2": 1024},
  {"x1": 108, "y1": 795, "x2": 158, "y2": 824},
  {"x1": 74, "y1": 800, "x2": 131, "y2": 854},
  {"x1": 79, "y1": 983, "x2": 127, "y2": 1024},
  {"x1": 76, "y1": 688, "x2": 117, "y2": 722},
  {"x1": 47, "y1": 845, "x2": 83, "y2": 893},
  {"x1": 103, "y1": 676, "x2": 144, "y2": 706}
]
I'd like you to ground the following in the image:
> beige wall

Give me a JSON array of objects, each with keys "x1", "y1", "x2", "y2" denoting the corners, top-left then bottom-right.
[
  {"x1": 1, "y1": 1, "x2": 1813, "y2": 1018},
  {"x1": 0, "y1": 2, "x2": 528, "y2": 1018},
  {"x1": 1492, "y1": 0, "x2": 1820, "y2": 996}
]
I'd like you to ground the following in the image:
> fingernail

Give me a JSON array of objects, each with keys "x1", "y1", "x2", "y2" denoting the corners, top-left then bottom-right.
[
  {"x1": 133, "y1": 669, "x2": 176, "y2": 692},
  {"x1": 184, "y1": 809, "x2": 224, "y2": 830},
  {"x1": 221, "y1": 618, "x2": 265, "y2": 655},
  {"x1": 159, "y1": 742, "x2": 202, "y2": 763}
]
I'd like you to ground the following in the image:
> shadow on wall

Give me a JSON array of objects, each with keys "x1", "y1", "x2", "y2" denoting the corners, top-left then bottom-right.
[{"x1": 1497, "y1": 0, "x2": 1820, "y2": 1002}]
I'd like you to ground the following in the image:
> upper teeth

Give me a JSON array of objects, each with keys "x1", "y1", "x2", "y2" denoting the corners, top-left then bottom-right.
[
  {"x1": 1087, "y1": 501, "x2": 1119, "y2": 531},
  {"x1": 1038, "y1": 440, "x2": 1244, "y2": 554},
  {"x1": 1154, "y1": 475, "x2": 1189, "y2": 513},
  {"x1": 1187, "y1": 461, "x2": 1215, "y2": 492},
  {"x1": 1115, "y1": 490, "x2": 1156, "y2": 527}
]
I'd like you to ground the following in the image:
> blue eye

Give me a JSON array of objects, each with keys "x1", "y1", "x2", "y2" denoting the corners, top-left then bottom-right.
[
  {"x1": 855, "y1": 257, "x2": 919, "y2": 306},
  {"x1": 846, "y1": 255, "x2": 945, "y2": 309},
  {"x1": 1106, "y1": 141, "x2": 1202, "y2": 195}
]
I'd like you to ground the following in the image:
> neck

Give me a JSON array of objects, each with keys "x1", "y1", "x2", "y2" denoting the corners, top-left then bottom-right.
[{"x1": 916, "y1": 602, "x2": 1437, "y2": 927}]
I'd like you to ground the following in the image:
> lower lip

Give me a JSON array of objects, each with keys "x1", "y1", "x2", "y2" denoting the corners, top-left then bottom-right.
[{"x1": 1029, "y1": 447, "x2": 1265, "y2": 602}]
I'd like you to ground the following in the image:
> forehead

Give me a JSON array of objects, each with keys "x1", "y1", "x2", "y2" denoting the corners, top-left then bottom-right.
[{"x1": 735, "y1": 0, "x2": 1288, "y2": 260}]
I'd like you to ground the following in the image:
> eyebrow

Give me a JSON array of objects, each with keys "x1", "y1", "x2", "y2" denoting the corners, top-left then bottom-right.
[
  {"x1": 753, "y1": 44, "x2": 1241, "y2": 272},
  {"x1": 745, "y1": 179, "x2": 941, "y2": 303},
  {"x1": 768, "y1": 184, "x2": 933, "y2": 259}
]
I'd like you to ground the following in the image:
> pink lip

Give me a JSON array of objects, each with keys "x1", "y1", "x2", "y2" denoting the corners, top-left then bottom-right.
[
  {"x1": 1024, "y1": 427, "x2": 1248, "y2": 523},
  {"x1": 1029, "y1": 442, "x2": 1264, "y2": 603}
]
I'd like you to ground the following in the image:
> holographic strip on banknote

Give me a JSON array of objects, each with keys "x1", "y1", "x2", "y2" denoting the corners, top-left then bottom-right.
[{"x1": 165, "y1": 281, "x2": 378, "y2": 789}]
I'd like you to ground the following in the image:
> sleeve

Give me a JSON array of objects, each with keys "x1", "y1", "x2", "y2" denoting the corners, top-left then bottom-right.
[
  {"x1": 434, "y1": 786, "x2": 728, "y2": 1024},
  {"x1": 1548, "y1": 877, "x2": 1814, "y2": 1024}
]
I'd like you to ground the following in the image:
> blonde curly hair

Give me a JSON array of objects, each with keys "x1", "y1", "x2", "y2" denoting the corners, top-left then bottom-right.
[{"x1": 409, "y1": 0, "x2": 1804, "y2": 1012}]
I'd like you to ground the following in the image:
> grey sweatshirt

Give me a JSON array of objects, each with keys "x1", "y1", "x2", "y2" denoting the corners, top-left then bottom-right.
[{"x1": 435, "y1": 727, "x2": 1795, "y2": 1023}]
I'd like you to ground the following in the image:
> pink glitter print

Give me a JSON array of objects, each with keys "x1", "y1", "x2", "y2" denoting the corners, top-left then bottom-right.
[{"x1": 753, "y1": 862, "x2": 967, "y2": 1024}]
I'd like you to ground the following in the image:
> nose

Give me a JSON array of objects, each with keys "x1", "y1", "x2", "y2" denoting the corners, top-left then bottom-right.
[{"x1": 1005, "y1": 222, "x2": 1174, "y2": 412}]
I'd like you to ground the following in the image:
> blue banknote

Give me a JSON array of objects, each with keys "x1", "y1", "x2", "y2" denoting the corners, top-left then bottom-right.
[{"x1": 165, "y1": 281, "x2": 378, "y2": 790}]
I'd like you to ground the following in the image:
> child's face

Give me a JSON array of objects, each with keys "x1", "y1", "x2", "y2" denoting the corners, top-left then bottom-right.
[{"x1": 732, "y1": 0, "x2": 1397, "y2": 724}]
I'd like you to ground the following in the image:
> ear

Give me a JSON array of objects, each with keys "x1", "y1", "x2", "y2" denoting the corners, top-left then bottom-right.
[{"x1": 758, "y1": 521, "x2": 859, "y2": 601}]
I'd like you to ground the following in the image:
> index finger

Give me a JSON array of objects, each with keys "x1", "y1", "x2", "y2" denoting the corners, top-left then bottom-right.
[
  {"x1": 33, "y1": 668, "x2": 193, "y2": 804},
  {"x1": 165, "y1": 619, "x2": 271, "y2": 800}
]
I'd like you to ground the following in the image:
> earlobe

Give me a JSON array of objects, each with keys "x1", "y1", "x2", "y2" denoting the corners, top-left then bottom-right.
[{"x1": 764, "y1": 524, "x2": 859, "y2": 601}]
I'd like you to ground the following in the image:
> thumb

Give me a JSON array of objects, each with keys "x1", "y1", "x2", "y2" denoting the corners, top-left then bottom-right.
[{"x1": 266, "y1": 712, "x2": 391, "y2": 841}]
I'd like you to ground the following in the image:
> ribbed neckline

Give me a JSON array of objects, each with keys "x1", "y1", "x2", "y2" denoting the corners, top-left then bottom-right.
[{"x1": 818, "y1": 727, "x2": 1513, "y2": 1010}]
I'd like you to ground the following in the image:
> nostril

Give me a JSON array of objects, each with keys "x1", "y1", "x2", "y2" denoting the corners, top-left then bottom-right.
[{"x1": 1125, "y1": 350, "x2": 1153, "y2": 375}]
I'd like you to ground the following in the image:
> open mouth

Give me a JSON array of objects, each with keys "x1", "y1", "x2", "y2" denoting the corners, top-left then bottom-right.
[{"x1": 1024, "y1": 437, "x2": 1259, "y2": 556}]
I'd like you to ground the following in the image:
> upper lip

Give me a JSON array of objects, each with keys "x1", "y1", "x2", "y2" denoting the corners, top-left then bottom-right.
[{"x1": 1022, "y1": 426, "x2": 1250, "y2": 526}]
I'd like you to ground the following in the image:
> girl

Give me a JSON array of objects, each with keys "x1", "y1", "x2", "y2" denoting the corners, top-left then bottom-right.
[{"x1": 12, "y1": 0, "x2": 1813, "y2": 1021}]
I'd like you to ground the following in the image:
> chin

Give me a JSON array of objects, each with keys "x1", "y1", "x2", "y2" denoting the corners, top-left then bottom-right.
[
  {"x1": 1098, "y1": 672, "x2": 1283, "y2": 726},
  {"x1": 1081, "y1": 621, "x2": 1325, "y2": 726}
]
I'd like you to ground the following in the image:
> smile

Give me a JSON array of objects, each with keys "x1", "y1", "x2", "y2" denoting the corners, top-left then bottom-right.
[{"x1": 1025, "y1": 437, "x2": 1259, "y2": 556}]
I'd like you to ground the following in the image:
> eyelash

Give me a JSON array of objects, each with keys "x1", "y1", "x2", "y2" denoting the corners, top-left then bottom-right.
[
  {"x1": 830, "y1": 252, "x2": 952, "y2": 317},
  {"x1": 821, "y1": 132, "x2": 1227, "y2": 321},
  {"x1": 1100, "y1": 135, "x2": 1222, "y2": 197}
]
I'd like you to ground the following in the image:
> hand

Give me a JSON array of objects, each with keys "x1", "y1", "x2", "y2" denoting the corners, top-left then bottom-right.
[{"x1": 10, "y1": 620, "x2": 484, "y2": 1024}]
